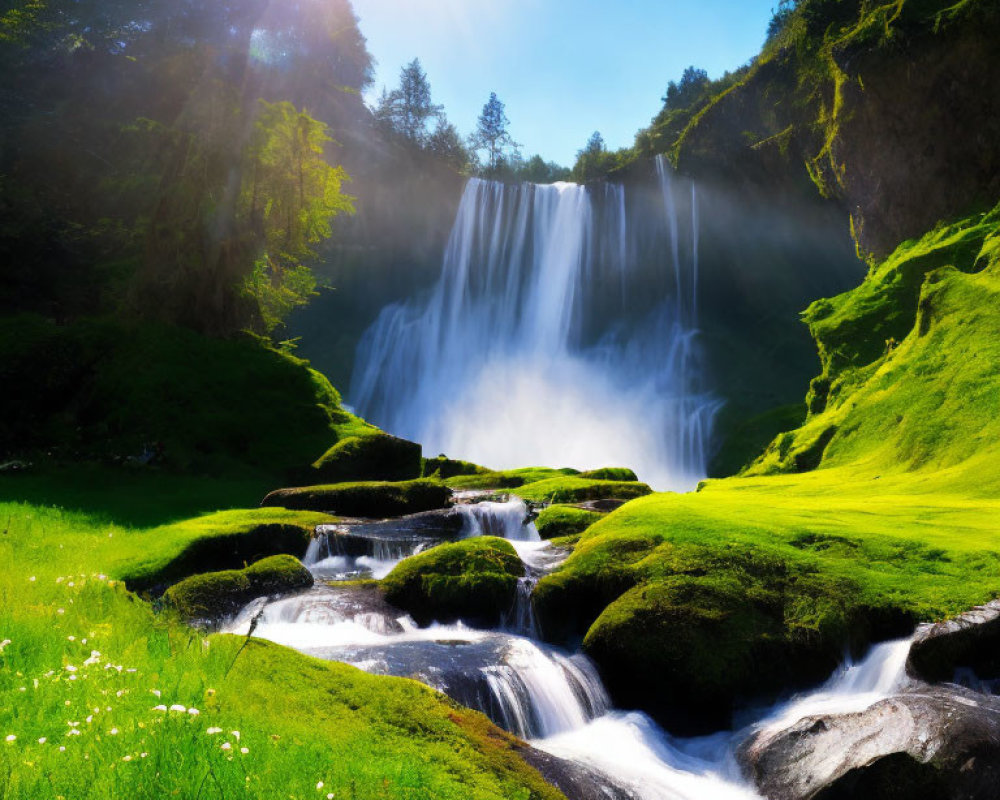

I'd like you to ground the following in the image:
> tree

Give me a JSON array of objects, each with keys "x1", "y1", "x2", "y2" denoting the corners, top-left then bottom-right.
[
  {"x1": 580, "y1": 131, "x2": 606, "y2": 158},
  {"x1": 426, "y1": 116, "x2": 471, "y2": 172},
  {"x1": 240, "y1": 101, "x2": 355, "y2": 332},
  {"x1": 662, "y1": 66, "x2": 711, "y2": 111},
  {"x1": 374, "y1": 58, "x2": 442, "y2": 144},
  {"x1": 469, "y1": 92, "x2": 519, "y2": 172}
]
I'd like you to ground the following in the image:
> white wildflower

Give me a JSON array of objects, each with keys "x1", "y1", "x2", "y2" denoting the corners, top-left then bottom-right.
[
  {"x1": 317, "y1": 782, "x2": 324, "y2": 790},
  {"x1": 37, "y1": 737, "x2": 46, "y2": 744},
  {"x1": 220, "y1": 742, "x2": 232, "y2": 751},
  {"x1": 187, "y1": 708, "x2": 199, "y2": 717},
  {"x1": 240, "y1": 747, "x2": 249, "y2": 754},
  {"x1": 150, "y1": 690, "x2": 161, "y2": 698},
  {"x1": 152, "y1": 705, "x2": 167, "y2": 712},
  {"x1": 206, "y1": 727, "x2": 223, "y2": 735},
  {"x1": 122, "y1": 755, "x2": 132, "y2": 762},
  {"x1": 168, "y1": 704, "x2": 186, "y2": 713},
  {"x1": 4, "y1": 735, "x2": 15, "y2": 742},
  {"x1": 109, "y1": 728, "x2": 118, "y2": 736},
  {"x1": 231, "y1": 730, "x2": 240, "y2": 741}
]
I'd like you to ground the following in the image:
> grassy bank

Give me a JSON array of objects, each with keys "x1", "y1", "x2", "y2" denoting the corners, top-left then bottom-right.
[{"x1": 0, "y1": 493, "x2": 563, "y2": 799}]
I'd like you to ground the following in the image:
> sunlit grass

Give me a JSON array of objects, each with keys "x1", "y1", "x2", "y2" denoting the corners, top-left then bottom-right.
[{"x1": 0, "y1": 501, "x2": 562, "y2": 800}]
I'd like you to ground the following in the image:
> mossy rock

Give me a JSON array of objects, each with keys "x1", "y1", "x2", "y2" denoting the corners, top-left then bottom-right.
[
  {"x1": 576, "y1": 467, "x2": 638, "y2": 482},
  {"x1": 421, "y1": 455, "x2": 490, "y2": 480},
  {"x1": 445, "y1": 467, "x2": 579, "y2": 491},
  {"x1": 311, "y1": 433, "x2": 422, "y2": 483},
  {"x1": 534, "y1": 505, "x2": 604, "y2": 540},
  {"x1": 164, "y1": 554, "x2": 313, "y2": 620},
  {"x1": 261, "y1": 479, "x2": 452, "y2": 518},
  {"x1": 516, "y1": 477, "x2": 652, "y2": 504},
  {"x1": 381, "y1": 537, "x2": 523, "y2": 627}
]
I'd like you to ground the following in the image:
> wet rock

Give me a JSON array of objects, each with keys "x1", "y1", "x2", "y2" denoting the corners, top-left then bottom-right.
[
  {"x1": 164, "y1": 555, "x2": 313, "y2": 622},
  {"x1": 907, "y1": 600, "x2": 1000, "y2": 684},
  {"x1": 261, "y1": 479, "x2": 452, "y2": 518},
  {"x1": 518, "y1": 746, "x2": 640, "y2": 800},
  {"x1": 739, "y1": 685, "x2": 1000, "y2": 800},
  {"x1": 314, "y1": 508, "x2": 465, "y2": 557}
]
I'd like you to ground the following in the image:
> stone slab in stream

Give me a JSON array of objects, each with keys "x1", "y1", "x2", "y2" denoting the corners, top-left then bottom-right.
[{"x1": 739, "y1": 684, "x2": 1000, "y2": 800}]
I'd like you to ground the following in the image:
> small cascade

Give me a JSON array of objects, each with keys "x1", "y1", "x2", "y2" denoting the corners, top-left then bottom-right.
[
  {"x1": 304, "y1": 524, "x2": 433, "y2": 580},
  {"x1": 502, "y1": 576, "x2": 540, "y2": 638},
  {"x1": 483, "y1": 640, "x2": 609, "y2": 740},
  {"x1": 457, "y1": 498, "x2": 541, "y2": 542},
  {"x1": 749, "y1": 637, "x2": 913, "y2": 734}
]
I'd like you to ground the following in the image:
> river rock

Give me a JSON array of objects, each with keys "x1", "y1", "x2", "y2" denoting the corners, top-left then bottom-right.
[
  {"x1": 738, "y1": 685, "x2": 1000, "y2": 800},
  {"x1": 261, "y1": 478, "x2": 452, "y2": 517},
  {"x1": 517, "y1": 746, "x2": 640, "y2": 800},
  {"x1": 907, "y1": 600, "x2": 1000, "y2": 684}
]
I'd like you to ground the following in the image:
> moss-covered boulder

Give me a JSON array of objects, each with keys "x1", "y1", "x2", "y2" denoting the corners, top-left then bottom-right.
[
  {"x1": 445, "y1": 467, "x2": 579, "y2": 491},
  {"x1": 164, "y1": 555, "x2": 313, "y2": 620},
  {"x1": 421, "y1": 455, "x2": 490, "y2": 480},
  {"x1": 381, "y1": 537, "x2": 524, "y2": 627},
  {"x1": 576, "y1": 467, "x2": 638, "y2": 482},
  {"x1": 310, "y1": 433, "x2": 422, "y2": 483},
  {"x1": 261, "y1": 479, "x2": 452, "y2": 518},
  {"x1": 516, "y1": 477, "x2": 652, "y2": 504},
  {"x1": 534, "y1": 505, "x2": 604, "y2": 540}
]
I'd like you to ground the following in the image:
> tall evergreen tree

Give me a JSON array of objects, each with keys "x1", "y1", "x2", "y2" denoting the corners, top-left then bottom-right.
[
  {"x1": 375, "y1": 58, "x2": 442, "y2": 144},
  {"x1": 470, "y1": 92, "x2": 518, "y2": 171}
]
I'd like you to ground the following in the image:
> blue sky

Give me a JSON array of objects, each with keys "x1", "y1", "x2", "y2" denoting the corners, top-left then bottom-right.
[{"x1": 351, "y1": 0, "x2": 779, "y2": 166}]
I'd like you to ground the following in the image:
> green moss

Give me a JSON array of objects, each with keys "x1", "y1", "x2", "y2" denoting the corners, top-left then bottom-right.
[
  {"x1": 109, "y1": 508, "x2": 331, "y2": 593},
  {"x1": 751, "y1": 204, "x2": 1000, "y2": 484},
  {"x1": 515, "y1": 477, "x2": 652, "y2": 504},
  {"x1": 381, "y1": 537, "x2": 524, "y2": 627},
  {"x1": 310, "y1": 433, "x2": 422, "y2": 483},
  {"x1": 261, "y1": 479, "x2": 452, "y2": 517},
  {"x1": 534, "y1": 505, "x2": 604, "y2": 540},
  {"x1": 576, "y1": 467, "x2": 638, "y2": 482},
  {"x1": 422, "y1": 455, "x2": 491, "y2": 480},
  {"x1": 164, "y1": 554, "x2": 313, "y2": 620},
  {"x1": 444, "y1": 467, "x2": 579, "y2": 490}
]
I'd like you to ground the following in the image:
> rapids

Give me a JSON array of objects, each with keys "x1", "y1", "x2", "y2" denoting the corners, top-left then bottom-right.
[{"x1": 225, "y1": 498, "x2": 917, "y2": 800}]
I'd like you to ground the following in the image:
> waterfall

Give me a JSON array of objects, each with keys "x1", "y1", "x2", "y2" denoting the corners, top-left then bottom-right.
[
  {"x1": 350, "y1": 168, "x2": 721, "y2": 491},
  {"x1": 304, "y1": 525, "x2": 430, "y2": 580},
  {"x1": 457, "y1": 498, "x2": 541, "y2": 541}
]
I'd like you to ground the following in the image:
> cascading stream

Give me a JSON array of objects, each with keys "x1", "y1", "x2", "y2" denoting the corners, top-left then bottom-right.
[
  {"x1": 224, "y1": 498, "x2": 920, "y2": 800},
  {"x1": 350, "y1": 167, "x2": 721, "y2": 491}
]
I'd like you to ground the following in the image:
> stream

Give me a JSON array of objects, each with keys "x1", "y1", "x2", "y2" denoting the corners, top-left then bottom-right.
[{"x1": 225, "y1": 498, "x2": 914, "y2": 799}]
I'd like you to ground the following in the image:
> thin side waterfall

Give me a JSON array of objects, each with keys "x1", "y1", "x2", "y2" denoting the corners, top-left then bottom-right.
[{"x1": 350, "y1": 167, "x2": 721, "y2": 491}]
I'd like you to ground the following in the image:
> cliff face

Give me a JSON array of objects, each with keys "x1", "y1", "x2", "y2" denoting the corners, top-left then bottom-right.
[{"x1": 675, "y1": 0, "x2": 1000, "y2": 260}]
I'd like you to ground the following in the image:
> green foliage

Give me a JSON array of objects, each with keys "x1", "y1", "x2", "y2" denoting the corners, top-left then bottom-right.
[
  {"x1": 0, "y1": 499, "x2": 564, "y2": 799},
  {"x1": 238, "y1": 101, "x2": 355, "y2": 333},
  {"x1": 0, "y1": 316, "x2": 371, "y2": 477},
  {"x1": 381, "y1": 537, "x2": 524, "y2": 626},
  {"x1": 534, "y1": 506, "x2": 605, "y2": 541},
  {"x1": 164, "y1": 555, "x2": 313, "y2": 620},
  {"x1": 577, "y1": 468, "x2": 638, "y2": 482},
  {"x1": 1, "y1": 0, "x2": 368, "y2": 335},
  {"x1": 261, "y1": 479, "x2": 452, "y2": 517}
]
